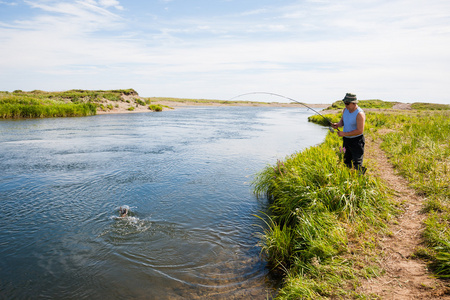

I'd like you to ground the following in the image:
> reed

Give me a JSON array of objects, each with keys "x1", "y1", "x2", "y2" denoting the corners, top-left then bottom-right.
[{"x1": 0, "y1": 95, "x2": 96, "y2": 118}]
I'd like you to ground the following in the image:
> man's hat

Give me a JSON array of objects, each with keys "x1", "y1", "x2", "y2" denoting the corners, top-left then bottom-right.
[{"x1": 342, "y1": 93, "x2": 358, "y2": 103}]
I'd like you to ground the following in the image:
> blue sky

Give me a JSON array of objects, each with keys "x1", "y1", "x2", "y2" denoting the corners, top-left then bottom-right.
[{"x1": 1, "y1": 0, "x2": 449, "y2": 104}]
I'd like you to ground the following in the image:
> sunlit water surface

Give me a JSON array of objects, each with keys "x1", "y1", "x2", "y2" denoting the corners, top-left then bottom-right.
[{"x1": 0, "y1": 107, "x2": 327, "y2": 299}]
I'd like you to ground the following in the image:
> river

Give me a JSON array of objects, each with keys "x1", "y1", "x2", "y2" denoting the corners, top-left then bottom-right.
[{"x1": 0, "y1": 106, "x2": 327, "y2": 299}]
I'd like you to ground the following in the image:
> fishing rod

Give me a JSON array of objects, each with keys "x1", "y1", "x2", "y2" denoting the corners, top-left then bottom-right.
[{"x1": 229, "y1": 92, "x2": 338, "y2": 132}]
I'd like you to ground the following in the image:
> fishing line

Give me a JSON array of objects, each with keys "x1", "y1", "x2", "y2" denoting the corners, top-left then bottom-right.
[{"x1": 229, "y1": 92, "x2": 338, "y2": 132}]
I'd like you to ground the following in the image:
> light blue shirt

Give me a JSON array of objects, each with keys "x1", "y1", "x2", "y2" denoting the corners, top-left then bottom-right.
[{"x1": 343, "y1": 107, "x2": 363, "y2": 138}]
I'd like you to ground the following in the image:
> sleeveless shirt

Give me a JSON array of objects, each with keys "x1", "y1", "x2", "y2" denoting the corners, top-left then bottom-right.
[{"x1": 343, "y1": 107, "x2": 363, "y2": 138}]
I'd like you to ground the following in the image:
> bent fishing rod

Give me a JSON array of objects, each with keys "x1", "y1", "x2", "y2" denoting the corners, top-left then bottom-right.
[{"x1": 229, "y1": 92, "x2": 338, "y2": 132}]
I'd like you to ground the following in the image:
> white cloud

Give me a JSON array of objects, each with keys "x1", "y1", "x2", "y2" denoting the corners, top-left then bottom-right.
[
  {"x1": 0, "y1": 1, "x2": 18, "y2": 5},
  {"x1": 0, "y1": 0, "x2": 449, "y2": 103},
  {"x1": 98, "y1": 0, "x2": 123, "y2": 10},
  {"x1": 22, "y1": 0, "x2": 123, "y2": 28}
]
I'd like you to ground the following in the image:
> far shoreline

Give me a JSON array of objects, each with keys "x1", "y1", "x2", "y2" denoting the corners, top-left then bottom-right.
[{"x1": 96, "y1": 99, "x2": 330, "y2": 115}]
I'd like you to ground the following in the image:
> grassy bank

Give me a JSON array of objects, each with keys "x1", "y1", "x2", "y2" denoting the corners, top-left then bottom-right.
[
  {"x1": 253, "y1": 128, "x2": 396, "y2": 298},
  {"x1": 0, "y1": 89, "x2": 148, "y2": 118},
  {"x1": 0, "y1": 93, "x2": 97, "y2": 118},
  {"x1": 254, "y1": 104, "x2": 450, "y2": 298}
]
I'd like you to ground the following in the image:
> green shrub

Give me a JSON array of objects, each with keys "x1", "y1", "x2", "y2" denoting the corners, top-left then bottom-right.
[
  {"x1": 148, "y1": 104, "x2": 163, "y2": 112},
  {"x1": 136, "y1": 98, "x2": 146, "y2": 106}
]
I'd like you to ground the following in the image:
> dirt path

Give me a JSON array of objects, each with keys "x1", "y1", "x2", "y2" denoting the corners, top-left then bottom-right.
[{"x1": 358, "y1": 135, "x2": 450, "y2": 299}]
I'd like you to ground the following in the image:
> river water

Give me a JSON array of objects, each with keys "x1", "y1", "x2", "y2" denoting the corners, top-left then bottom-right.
[{"x1": 0, "y1": 106, "x2": 327, "y2": 299}]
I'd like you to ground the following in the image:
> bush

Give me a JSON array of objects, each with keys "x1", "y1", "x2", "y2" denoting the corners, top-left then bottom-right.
[
  {"x1": 148, "y1": 104, "x2": 163, "y2": 112},
  {"x1": 136, "y1": 98, "x2": 146, "y2": 106}
]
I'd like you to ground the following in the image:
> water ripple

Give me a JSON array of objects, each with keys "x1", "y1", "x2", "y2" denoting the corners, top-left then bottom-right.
[{"x1": 0, "y1": 107, "x2": 327, "y2": 299}]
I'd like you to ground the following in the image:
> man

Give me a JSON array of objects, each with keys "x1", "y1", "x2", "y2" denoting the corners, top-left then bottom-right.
[{"x1": 332, "y1": 93, "x2": 366, "y2": 174}]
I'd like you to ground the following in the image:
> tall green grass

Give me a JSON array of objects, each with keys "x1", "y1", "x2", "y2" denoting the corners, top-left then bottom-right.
[
  {"x1": 253, "y1": 130, "x2": 394, "y2": 298},
  {"x1": 0, "y1": 95, "x2": 96, "y2": 118},
  {"x1": 308, "y1": 113, "x2": 341, "y2": 126},
  {"x1": 256, "y1": 106, "x2": 449, "y2": 297},
  {"x1": 380, "y1": 111, "x2": 450, "y2": 277}
]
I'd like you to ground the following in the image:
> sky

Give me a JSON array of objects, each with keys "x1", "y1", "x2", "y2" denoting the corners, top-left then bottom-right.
[{"x1": 1, "y1": 0, "x2": 449, "y2": 104}]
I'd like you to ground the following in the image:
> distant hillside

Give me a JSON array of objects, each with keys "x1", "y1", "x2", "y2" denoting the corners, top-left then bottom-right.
[
  {"x1": 325, "y1": 99, "x2": 449, "y2": 110},
  {"x1": 0, "y1": 89, "x2": 150, "y2": 118}
]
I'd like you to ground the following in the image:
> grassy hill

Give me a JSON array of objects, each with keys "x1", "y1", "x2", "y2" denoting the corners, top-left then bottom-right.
[
  {"x1": 325, "y1": 99, "x2": 449, "y2": 110},
  {"x1": 0, "y1": 89, "x2": 146, "y2": 118}
]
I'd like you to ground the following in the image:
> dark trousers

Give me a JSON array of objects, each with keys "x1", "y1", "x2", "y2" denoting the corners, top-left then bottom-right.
[{"x1": 343, "y1": 135, "x2": 365, "y2": 172}]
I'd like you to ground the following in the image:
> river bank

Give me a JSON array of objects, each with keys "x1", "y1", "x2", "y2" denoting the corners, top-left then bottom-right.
[
  {"x1": 0, "y1": 89, "x2": 329, "y2": 118},
  {"x1": 255, "y1": 108, "x2": 450, "y2": 299}
]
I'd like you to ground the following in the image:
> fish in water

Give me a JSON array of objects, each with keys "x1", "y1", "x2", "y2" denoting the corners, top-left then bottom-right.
[{"x1": 119, "y1": 205, "x2": 130, "y2": 217}]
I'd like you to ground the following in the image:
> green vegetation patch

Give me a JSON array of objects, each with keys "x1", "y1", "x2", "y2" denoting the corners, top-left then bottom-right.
[
  {"x1": 0, "y1": 89, "x2": 138, "y2": 118},
  {"x1": 307, "y1": 113, "x2": 341, "y2": 127},
  {"x1": 148, "y1": 104, "x2": 163, "y2": 112},
  {"x1": 253, "y1": 131, "x2": 395, "y2": 298},
  {"x1": 411, "y1": 102, "x2": 450, "y2": 110},
  {"x1": 0, "y1": 94, "x2": 96, "y2": 118}
]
